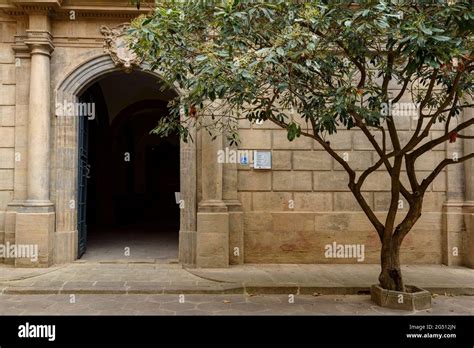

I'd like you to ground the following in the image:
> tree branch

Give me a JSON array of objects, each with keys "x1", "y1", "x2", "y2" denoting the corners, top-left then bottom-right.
[
  {"x1": 392, "y1": 76, "x2": 410, "y2": 104},
  {"x1": 411, "y1": 117, "x2": 474, "y2": 159},
  {"x1": 382, "y1": 51, "x2": 401, "y2": 151},
  {"x1": 402, "y1": 69, "x2": 439, "y2": 153},
  {"x1": 420, "y1": 153, "x2": 474, "y2": 192}
]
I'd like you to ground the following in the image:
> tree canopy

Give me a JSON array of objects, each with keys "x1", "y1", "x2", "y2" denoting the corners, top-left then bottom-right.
[
  {"x1": 129, "y1": 0, "x2": 474, "y2": 291},
  {"x1": 130, "y1": 0, "x2": 473, "y2": 142}
]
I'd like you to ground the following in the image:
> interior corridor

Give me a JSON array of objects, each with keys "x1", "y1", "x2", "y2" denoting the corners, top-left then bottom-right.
[{"x1": 80, "y1": 223, "x2": 178, "y2": 262}]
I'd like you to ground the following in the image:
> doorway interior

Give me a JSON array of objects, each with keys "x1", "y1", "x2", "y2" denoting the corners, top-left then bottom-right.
[{"x1": 77, "y1": 70, "x2": 180, "y2": 262}]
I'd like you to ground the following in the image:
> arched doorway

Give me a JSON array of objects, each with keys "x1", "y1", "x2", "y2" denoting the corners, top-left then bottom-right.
[
  {"x1": 77, "y1": 71, "x2": 180, "y2": 260},
  {"x1": 53, "y1": 55, "x2": 197, "y2": 265}
]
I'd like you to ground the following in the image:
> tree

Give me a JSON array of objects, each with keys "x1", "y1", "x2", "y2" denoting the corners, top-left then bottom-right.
[{"x1": 129, "y1": 0, "x2": 474, "y2": 291}]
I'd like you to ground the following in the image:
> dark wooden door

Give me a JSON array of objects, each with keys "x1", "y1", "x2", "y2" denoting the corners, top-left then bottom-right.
[{"x1": 77, "y1": 94, "x2": 91, "y2": 258}]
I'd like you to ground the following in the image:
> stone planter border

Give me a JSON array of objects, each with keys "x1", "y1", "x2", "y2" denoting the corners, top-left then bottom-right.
[{"x1": 370, "y1": 284, "x2": 432, "y2": 311}]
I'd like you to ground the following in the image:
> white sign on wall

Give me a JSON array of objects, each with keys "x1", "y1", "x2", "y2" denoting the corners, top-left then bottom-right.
[{"x1": 253, "y1": 151, "x2": 272, "y2": 170}]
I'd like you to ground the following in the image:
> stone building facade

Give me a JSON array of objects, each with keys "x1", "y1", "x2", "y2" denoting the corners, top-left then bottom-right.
[{"x1": 0, "y1": 0, "x2": 473, "y2": 268}]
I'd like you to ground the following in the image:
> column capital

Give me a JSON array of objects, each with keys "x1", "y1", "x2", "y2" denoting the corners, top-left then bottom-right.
[{"x1": 25, "y1": 30, "x2": 54, "y2": 55}]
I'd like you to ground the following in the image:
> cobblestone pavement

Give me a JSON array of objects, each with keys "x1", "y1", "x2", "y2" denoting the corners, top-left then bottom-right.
[{"x1": 0, "y1": 294, "x2": 473, "y2": 315}]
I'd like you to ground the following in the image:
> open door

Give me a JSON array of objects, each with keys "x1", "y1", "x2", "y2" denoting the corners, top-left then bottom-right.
[
  {"x1": 77, "y1": 93, "x2": 91, "y2": 258},
  {"x1": 74, "y1": 71, "x2": 180, "y2": 261}
]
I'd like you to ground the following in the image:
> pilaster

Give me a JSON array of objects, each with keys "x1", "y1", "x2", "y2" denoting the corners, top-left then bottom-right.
[{"x1": 196, "y1": 125, "x2": 229, "y2": 268}]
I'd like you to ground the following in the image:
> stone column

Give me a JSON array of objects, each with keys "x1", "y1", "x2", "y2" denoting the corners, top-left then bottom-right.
[
  {"x1": 463, "y1": 97, "x2": 474, "y2": 268},
  {"x1": 25, "y1": 32, "x2": 54, "y2": 203},
  {"x1": 14, "y1": 27, "x2": 55, "y2": 267},
  {"x1": 196, "y1": 124, "x2": 229, "y2": 267}
]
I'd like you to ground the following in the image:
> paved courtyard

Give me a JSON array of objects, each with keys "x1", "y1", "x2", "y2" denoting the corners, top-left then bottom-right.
[
  {"x1": 0, "y1": 294, "x2": 473, "y2": 315},
  {"x1": 1, "y1": 263, "x2": 473, "y2": 295},
  {"x1": 0, "y1": 262, "x2": 473, "y2": 315}
]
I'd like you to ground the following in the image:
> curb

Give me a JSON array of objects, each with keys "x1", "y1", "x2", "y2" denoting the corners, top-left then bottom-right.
[{"x1": 1, "y1": 285, "x2": 473, "y2": 296}]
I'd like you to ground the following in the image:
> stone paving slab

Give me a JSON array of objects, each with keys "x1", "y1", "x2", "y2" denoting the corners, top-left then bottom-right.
[
  {"x1": 0, "y1": 294, "x2": 473, "y2": 315},
  {"x1": 0, "y1": 262, "x2": 473, "y2": 295},
  {"x1": 189, "y1": 264, "x2": 474, "y2": 295}
]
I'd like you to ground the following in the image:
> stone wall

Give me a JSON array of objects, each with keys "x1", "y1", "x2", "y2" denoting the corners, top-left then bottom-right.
[
  {"x1": 0, "y1": 1, "x2": 472, "y2": 268},
  {"x1": 236, "y1": 100, "x2": 464, "y2": 265},
  {"x1": 0, "y1": 13, "x2": 17, "y2": 252}
]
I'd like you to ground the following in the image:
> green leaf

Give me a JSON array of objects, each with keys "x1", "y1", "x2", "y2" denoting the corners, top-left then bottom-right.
[
  {"x1": 142, "y1": 17, "x2": 153, "y2": 26},
  {"x1": 433, "y1": 36, "x2": 451, "y2": 41},
  {"x1": 420, "y1": 27, "x2": 432, "y2": 35},
  {"x1": 216, "y1": 50, "x2": 229, "y2": 58},
  {"x1": 286, "y1": 123, "x2": 301, "y2": 141},
  {"x1": 241, "y1": 70, "x2": 252, "y2": 79},
  {"x1": 277, "y1": 82, "x2": 288, "y2": 93},
  {"x1": 196, "y1": 55, "x2": 208, "y2": 62}
]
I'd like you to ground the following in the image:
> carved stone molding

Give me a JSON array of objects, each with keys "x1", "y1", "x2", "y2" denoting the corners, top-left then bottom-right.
[
  {"x1": 24, "y1": 30, "x2": 54, "y2": 55},
  {"x1": 100, "y1": 23, "x2": 142, "y2": 73},
  {"x1": 10, "y1": 0, "x2": 62, "y2": 14},
  {"x1": 12, "y1": 35, "x2": 30, "y2": 58}
]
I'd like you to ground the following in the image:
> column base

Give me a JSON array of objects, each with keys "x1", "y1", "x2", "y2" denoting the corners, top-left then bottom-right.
[
  {"x1": 15, "y1": 210, "x2": 55, "y2": 267},
  {"x1": 25, "y1": 199, "x2": 54, "y2": 207},
  {"x1": 442, "y1": 202, "x2": 464, "y2": 266},
  {"x1": 198, "y1": 200, "x2": 228, "y2": 212},
  {"x1": 466, "y1": 214, "x2": 474, "y2": 268},
  {"x1": 463, "y1": 201, "x2": 474, "y2": 268},
  {"x1": 196, "y1": 211, "x2": 229, "y2": 268},
  {"x1": 2, "y1": 207, "x2": 18, "y2": 265},
  {"x1": 8, "y1": 201, "x2": 56, "y2": 267}
]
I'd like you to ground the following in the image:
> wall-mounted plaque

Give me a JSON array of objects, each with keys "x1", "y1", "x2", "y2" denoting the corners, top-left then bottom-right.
[{"x1": 253, "y1": 151, "x2": 271, "y2": 170}]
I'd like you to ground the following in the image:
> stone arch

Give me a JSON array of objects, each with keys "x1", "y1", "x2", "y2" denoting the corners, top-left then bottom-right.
[{"x1": 52, "y1": 54, "x2": 197, "y2": 265}]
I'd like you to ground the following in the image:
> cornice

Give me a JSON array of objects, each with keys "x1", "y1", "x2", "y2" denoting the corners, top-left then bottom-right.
[
  {"x1": 52, "y1": 8, "x2": 144, "y2": 20},
  {"x1": 2, "y1": 1, "x2": 150, "y2": 18},
  {"x1": 8, "y1": 0, "x2": 62, "y2": 14}
]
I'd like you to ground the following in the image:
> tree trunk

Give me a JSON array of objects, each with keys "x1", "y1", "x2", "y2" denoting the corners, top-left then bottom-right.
[{"x1": 379, "y1": 236, "x2": 405, "y2": 291}]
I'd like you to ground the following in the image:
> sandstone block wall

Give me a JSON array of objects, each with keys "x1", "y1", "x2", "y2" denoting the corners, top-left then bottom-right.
[
  {"x1": 0, "y1": 6, "x2": 471, "y2": 268},
  {"x1": 237, "y1": 110, "x2": 453, "y2": 264},
  {"x1": 0, "y1": 14, "x2": 16, "y2": 249}
]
